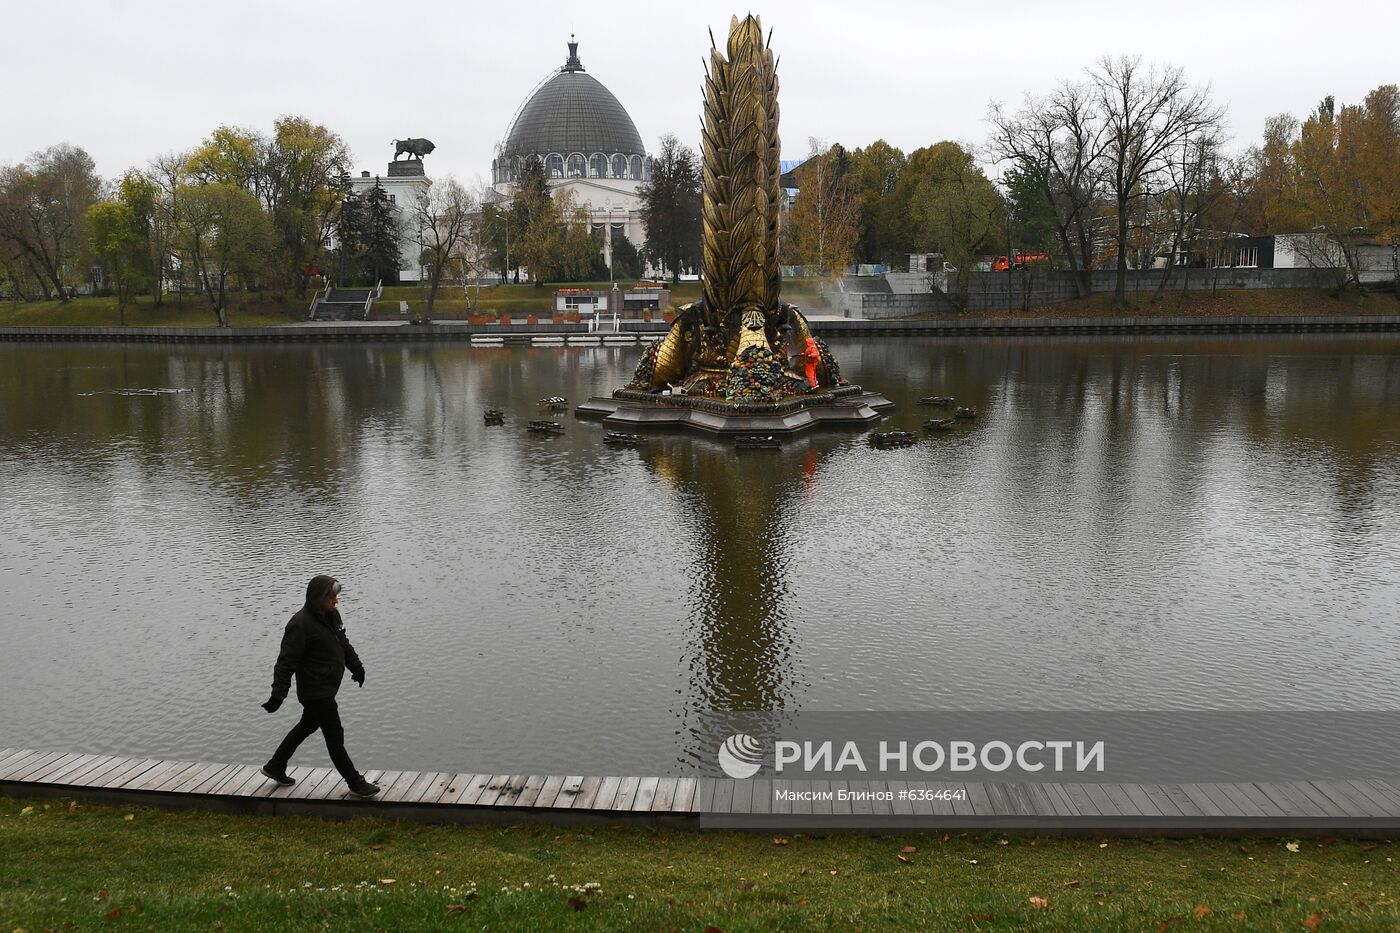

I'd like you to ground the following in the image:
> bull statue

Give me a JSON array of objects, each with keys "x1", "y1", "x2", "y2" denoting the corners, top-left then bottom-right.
[{"x1": 392, "y1": 138, "x2": 436, "y2": 161}]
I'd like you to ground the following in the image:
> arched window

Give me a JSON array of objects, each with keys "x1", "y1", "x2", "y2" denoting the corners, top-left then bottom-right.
[
  {"x1": 510, "y1": 156, "x2": 523, "y2": 180},
  {"x1": 546, "y1": 154, "x2": 564, "y2": 178},
  {"x1": 491, "y1": 158, "x2": 499, "y2": 183},
  {"x1": 642, "y1": 157, "x2": 653, "y2": 181},
  {"x1": 589, "y1": 153, "x2": 607, "y2": 178},
  {"x1": 611, "y1": 154, "x2": 627, "y2": 179},
  {"x1": 567, "y1": 153, "x2": 586, "y2": 177},
  {"x1": 628, "y1": 155, "x2": 643, "y2": 180}
]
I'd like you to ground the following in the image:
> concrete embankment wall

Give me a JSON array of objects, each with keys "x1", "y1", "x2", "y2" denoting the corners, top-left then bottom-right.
[
  {"x1": 4, "y1": 313, "x2": 1400, "y2": 345},
  {"x1": 858, "y1": 267, "x2": 1342, "y2": 318}
]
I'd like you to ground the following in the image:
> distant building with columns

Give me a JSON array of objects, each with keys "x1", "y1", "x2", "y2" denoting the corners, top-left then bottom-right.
[{"x1": 489, "y1": 37, "x2": 650, "y2": 273}]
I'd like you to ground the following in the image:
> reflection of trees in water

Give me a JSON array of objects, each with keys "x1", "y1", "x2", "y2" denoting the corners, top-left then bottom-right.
[{"x1": 847, "y1": 335, "x2": 1400, "y2": 548}]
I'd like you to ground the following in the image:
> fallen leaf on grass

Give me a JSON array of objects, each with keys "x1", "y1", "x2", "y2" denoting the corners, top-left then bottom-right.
[
  {"x1": 446, "y1": 904, "x2": 467, "y2": 914},
  {"x1": 378, "y1": 879, "x2": 396, "y2": 885},
  {"x1": 896, "y1": 854, "x2": 913, "y2": 864},
  {"x1": 1237, "y1": 844, "x2": 1249, "y2": 854},
  {"x1": 1362, "y1": 844, "x2": 1376, "y2": 853},
  {"x1": 1304, "y1": 912, "x2": 1322, "y2": 930},
  {"x1": 106, "y1": 908, "x2": 125, "y2": 921},
  {"x1": 370, "y1": 844, "x2": 384, "y2": 851},
  {"x1": 1286, "y1": 841, "x2": 1301, "y2": 853},
  {"x1": 69, "y1": 801, "x2": 78, "y2": 812},
  {"x1": 1157, "y1": 918, "x2": 1183, "y2": 932},
  {"x1": 123, "y1": 814, "x2": 134, "y2": 821},
  {"x1": 772, "y1": 837, "x2": 789, "y2": 846},
  {"x1": 1194, "y1": 904, "x2": 1212, "y2": 918},
  {"x1": 997, "y1": 839, "x2": 1009, "y2": 846},
  {"x1": 901, "y1": 845, "x2": 917, "y2": 853},
  {"x1": 19, "y1": 807, "x2": 33, "y2": 816},
  {"x1": 1029, "y1": 896, "x2": 1050, "y2": 909},
  {"x1": 964, "y1": 912, "x2": 994, "y2": 923},
  {"x1": 798, "y1": 868, "x2": 808, "y2": 876},
  {"x1": 739, "y1": 881, "x2": 755, "y2": 892},
  {"x1": 1235, "y1": 910, "x2": 1247, "y2": 921},
  {"x1": 704, "y1": 927, "x2": 728, "y2": 933},
  {"x1": 567, "y1": 896, "x2": 587, "y2": 911},
  {"x1": 1062, "y1": 879, "x2": 1081, "y2": 888}
]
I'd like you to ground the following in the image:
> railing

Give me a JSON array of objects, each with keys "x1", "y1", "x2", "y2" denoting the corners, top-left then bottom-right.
[
  {"x1": 307, "y1": 280, "x2": 332, "y2": 320},
  {"x1": 363, "y1": 280, "x2": 381, "y2": 320}
]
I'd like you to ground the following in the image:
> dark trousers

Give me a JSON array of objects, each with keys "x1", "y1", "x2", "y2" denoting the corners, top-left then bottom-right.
[{"x1": 269, "y1": 696, "x2": 359, "y2": 783}]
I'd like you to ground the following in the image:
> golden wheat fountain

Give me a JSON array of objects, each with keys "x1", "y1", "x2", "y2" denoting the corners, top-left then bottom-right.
[{"x1": 575, "y1": 14, "x2": 891, "y2": 435}]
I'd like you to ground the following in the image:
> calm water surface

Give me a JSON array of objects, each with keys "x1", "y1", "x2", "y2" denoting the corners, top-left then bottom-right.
[{"x1": 1, "y1": 336, "x2": 1398, "y2": 775}]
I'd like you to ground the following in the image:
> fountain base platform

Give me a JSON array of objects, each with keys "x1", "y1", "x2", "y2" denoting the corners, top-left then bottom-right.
[{"x1": 574, "y1": 384, "x2": 893, "y2": 436}]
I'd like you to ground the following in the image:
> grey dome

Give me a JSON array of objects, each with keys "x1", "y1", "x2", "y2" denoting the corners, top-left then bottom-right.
[{"x1": 495, "y1": 39, "x2": 647, "y2": 183}]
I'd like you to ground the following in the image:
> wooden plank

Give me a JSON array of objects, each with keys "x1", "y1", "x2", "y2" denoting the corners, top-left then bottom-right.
[
  {"x1": 790, "y1": 780, "x2": 814, "y2": 816},
  {"x1": 1135, "y1": 783, "x2": 1183, "y2": 818},
  {"x1": 709, "y1": 779, "x2": 735, "y2": 814},
  {"x1": 380, "y1": 770, "x2": 427, "y2": 803},
  {"x1": 652, "y1": 777, "x2": 679, "y2": 812},
  {"x1": 23, "y1": 753, "x2": 85, "y2": 784},
  {"x1": 770, "y1": 779, "x2": 791, "y2": 815},
  {"x1": 448, "y1": 774, "x2": 493, "y2": 806},
  {"x1": 1254, "y1": 782, "x2": 1328, "y2": 818},
  {"x1": 1174, "y1": 783, "x2": 1227, "y2": 817},
  {"x1": 808, "y1": 780, "x2": 832, "y2": 816},
  {"x1": 611, "y1": 776, "x2": 641, "y2": 811},
  {"x1": 751, "y1": 779, "x2": 773, "y2": 815},
  {"x1": 963, "y1": 782, "x2": 995, "y2": 816},
  {"x1": 36, "y1": 753, "x2": 100, "y2": 786},
  {"x1": 574, "y1": 776, "x2": 605, "y2": 810},
  {"x1": 1115, "y1": 783, "x2": 1165, "y2": 817},
  {"x1": 94, "y1": 758, "x2": 163, "y2": 789},
  {"x1": 57, "y1": 755, "x2": 119, "y2": 787},
  {"x1": 401, "y1": 771, "x2": 448, "y2": 804},
  {"x1": 1311, "y1": 781, "x2": 1384, "y2": 817},
  {"x1": 1342, "y1": 780, "x2": 1400, "y2": 817},
  {"x1": 631, "y1": 777, "x2": 660, "y2": 812},
  {"x1": 1160, "y1": 784, "x2": 1206, "y2": 817},
  {"x1": 205, "y1": 765, "x2": 259, "y2": 796},
  {"x1": 0, "y1": 749, "x2": 41, "y2": 777},
  {"x1": 690, "y1": 778, "x2": 717, "y2": 814},
  {"x1": 167, "y1": 761, "x2": 232, "y2": 795},
  {"x1": 1058, "y1": 783, "x2": 1100, "y2": 816},
  {"x1": 847, "y1": 781, "x2": 874, "y2": 816},
  {"x1": 1354, "y1": 779, "x2": 1400, "y2": 811},
  {"x1": 731, "y1": 780, "x2": 755, "y2": 815},
  {"x1": 283, "y1": 767, "x2": 336, "y2": 800},
  {"x1": 76, "y1": 756, "x2": 144, "y2": 788},
  {"x1": 475, "y1": 774, "x2": 513, "y2": 807},
  {"x1": 551, "y1": 776, "x2": 585, "y2": 809},
  {"x1": 6, "y1": 752, "x2": 69, "y2": 782},
  {"x1": 132, "y1": 760, "x2": 199, "y2": 792},
  {"x1": 1079, "y1": 783, "x2": 1125, "y2": 816},
  {"x1": 193, "y1": 764, "x2": 244, "y2": 796},
  {"x1": 670, "y1": 777, "x2": 697, "y2": 813},
  {"x1": 1282, "y1": 780, "x2": 1352, "y2": 818},
  {"x1": 512, "y1": 775, "x2": 548, "y2": 808},
  {"x1": 1215, "y1": 782, "x2": 1284, "y2": 818},
  {"x1": 224, "y1": 765, "x2": 278, "y2": 797},
  {"x1": 422, "y1": 772, "x2": 470, "y2": 805},
  {"x1": 1097, "y1": 783, "x2": 1140, "y2": 816},
  {"x1": 592, "y1": 776, "x2": 622, "y2": 810},
  {"x1": 492, "y1": 775, "x2": 531, "y2": 807},
  {"x1": 531, "y1": 775, "x2": 565, "y2": 809}
]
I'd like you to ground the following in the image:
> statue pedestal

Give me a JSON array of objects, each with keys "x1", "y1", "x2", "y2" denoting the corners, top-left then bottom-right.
[
  {"x1": 387, "y1": 160, "x2": 426, "y2": 177},
  {"x1": 574, "y1": 386, "x2": 892, "y2": 436}
]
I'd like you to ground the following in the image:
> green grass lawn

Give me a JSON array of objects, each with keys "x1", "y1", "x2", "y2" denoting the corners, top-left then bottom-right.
[
  {"x1": 0, "y1": 295, "x2": 303, "y2": 328},
  {"x1": 1, "y1": 795, "x2": 1395, "y2": 930}
]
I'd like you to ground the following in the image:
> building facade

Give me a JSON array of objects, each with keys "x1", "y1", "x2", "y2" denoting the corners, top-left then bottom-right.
[
  {"x1": 348, "y1": 162, "x2": 431, "y2": 283},
  {"x1": 490, "y1": 37, "x2": 650, "y2": 272}
]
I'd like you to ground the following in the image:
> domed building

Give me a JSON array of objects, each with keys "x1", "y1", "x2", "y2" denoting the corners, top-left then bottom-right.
[{"x1": 490, "y1": 37, "x2": 651, "y2": 273}]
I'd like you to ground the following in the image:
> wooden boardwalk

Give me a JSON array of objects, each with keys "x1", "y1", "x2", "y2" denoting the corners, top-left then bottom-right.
[{"x1": 5, "y1": 747, "x2": 1400, "y2": 831}]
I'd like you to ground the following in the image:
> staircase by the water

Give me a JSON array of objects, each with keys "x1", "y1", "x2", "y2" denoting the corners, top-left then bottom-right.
[{"x1": 310, "y1": 284, "x2": 381, "y2": 321}]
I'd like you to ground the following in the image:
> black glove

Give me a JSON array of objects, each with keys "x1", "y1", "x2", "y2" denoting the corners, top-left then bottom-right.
[
  {"x1": 352, "y1": 670, "x2": 365, "y2": 688},
  {"x1": 262, "y1": 695, "x2": 283, "y2": 713}
]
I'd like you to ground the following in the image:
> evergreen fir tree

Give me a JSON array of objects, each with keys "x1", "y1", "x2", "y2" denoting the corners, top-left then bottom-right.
[{"x1": 362, "y1": 181, "x2": 401, "y2": 285}]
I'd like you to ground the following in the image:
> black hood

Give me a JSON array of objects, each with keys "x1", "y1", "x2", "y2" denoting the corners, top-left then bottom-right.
[{"x1": 305, "y1": 574, "x2": 340, "y2": 610}]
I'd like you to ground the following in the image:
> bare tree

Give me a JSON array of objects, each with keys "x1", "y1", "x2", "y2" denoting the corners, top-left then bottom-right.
[
  {"x1": 1153, "y1": 132, "x2": 1225, "y2": 293},
  {"x1": 1091, "y1": 56, "x2": 1225, "y2": 308},
  {"x1": 413, "y1": 176, "x2": 477, "y2": 318},
  {"x1": 0, "y1": 144, "x2": 102, "y2": 301},
  {"x1": 989, "y1": 81, "x2": 1110, "y2": 298}
]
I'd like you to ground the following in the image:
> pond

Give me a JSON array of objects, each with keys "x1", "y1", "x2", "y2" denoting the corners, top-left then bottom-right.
[{"x1": 1, "y1": 335, "x2": 1398, "y2": 776}]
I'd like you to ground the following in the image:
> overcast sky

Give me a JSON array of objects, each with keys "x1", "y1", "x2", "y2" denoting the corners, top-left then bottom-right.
[{"x1": 6, "y1": 0, "x2": 1396, "y2": 188}]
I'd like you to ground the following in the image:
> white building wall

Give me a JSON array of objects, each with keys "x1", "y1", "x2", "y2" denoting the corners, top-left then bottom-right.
[{"x1": 349, "y1": 171, "x2": 432, "y2": 282}]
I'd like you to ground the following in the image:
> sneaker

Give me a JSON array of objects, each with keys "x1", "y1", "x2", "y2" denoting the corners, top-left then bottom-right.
[
  {"x1": 347, "y1": 778, "x2": 380, "y2": 798},
  {"x1": 260, "y1": 765, "x2": 296, "y2": 787}
]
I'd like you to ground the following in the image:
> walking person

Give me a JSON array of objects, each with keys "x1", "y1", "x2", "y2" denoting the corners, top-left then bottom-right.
[{"x1": 259, "y1": 574, "x2": 380, "y2": 798}]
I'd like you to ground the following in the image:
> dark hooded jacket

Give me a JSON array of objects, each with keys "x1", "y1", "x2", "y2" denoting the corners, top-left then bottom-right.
[{"x1": 270, "y1": 575, "x2": 365, "y2": 703}]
